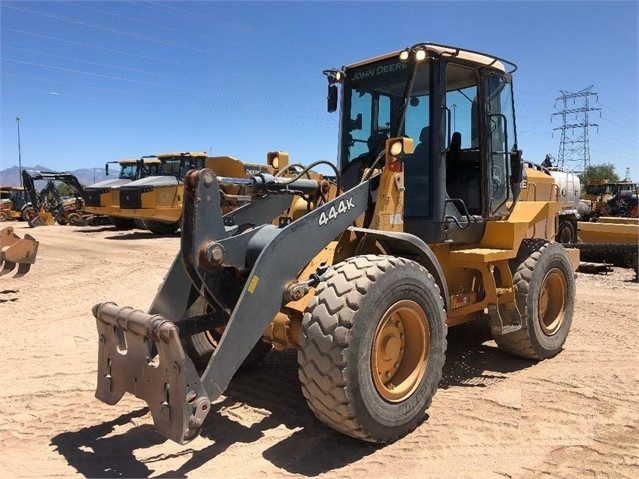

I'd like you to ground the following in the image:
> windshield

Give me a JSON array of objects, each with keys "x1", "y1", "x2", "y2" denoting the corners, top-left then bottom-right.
[
  {"x1": 119, "y1": 164, "x2": 138, "y2": 180},
  {"x1": 340, "y1": 57, "x2": 431, "y2": 170},
  {"x1": 158, "y1": 157, "x2": 205, "y2": 179}
]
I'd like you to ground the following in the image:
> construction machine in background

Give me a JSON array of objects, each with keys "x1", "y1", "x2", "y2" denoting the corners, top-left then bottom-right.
[
  {"x1": 83, "y1": 156, "x2": 161, "y2": 229},
  {"x1": 573, "y1": 217, "x2": 638, "y2": 271},
  {"x1": 582, "y1": 178, "x2": 637, "y2": 220},
  {"x1": 114, "y1": 151, "x2": 276, "y2": 234},
  {"x1": 566, "y1": 179, "x2": 639, "y2": 272},
  {"x1": 89, "y1": 43, "x2": 579, "y2": 445},
  {"x1": 0, "y1": 186, "x2": 33, "y2": 222},
  {"x1": 20, "y1": 170, "x2": 98, "y2": 226},
  {"x1": 0, "y1": 226, "x2": 39, "y2": 277}
]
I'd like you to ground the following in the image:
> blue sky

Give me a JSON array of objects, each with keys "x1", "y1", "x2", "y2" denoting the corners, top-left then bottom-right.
[{"x1": 1, "y1": 0, "x2": 637, "y2": 181}]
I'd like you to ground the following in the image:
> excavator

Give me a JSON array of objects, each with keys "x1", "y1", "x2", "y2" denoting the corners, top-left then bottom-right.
[
  {"x1": 89, "y1": 43, "x2": 579, "y2": 445},
  {"x1": 21, "y1": 170, "x2": 91, "y2": 227}
]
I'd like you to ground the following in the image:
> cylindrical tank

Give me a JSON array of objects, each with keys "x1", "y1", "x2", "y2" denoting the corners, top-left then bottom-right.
[{"x1": 549, "y1": 169, "x2": 581, "y2": 210}]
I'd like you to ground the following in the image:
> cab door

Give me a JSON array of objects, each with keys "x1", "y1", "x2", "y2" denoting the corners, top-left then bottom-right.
[{"x1": 484, "y1": 71, "x2": 518, "y2": 217}]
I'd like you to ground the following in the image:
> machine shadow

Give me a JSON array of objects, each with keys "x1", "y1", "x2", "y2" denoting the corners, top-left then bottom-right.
[
  {"x1": 51, "y1": 408, "x2": 165, "y2": 478},
  {"x1": 70, "y1": 226, "x2": 180, "y2": 239},
  {"x1": 52, "y1": 329, "x2": 534, "y2": 478},
  {"x1": 104, "y1": 231, "x2": 180, "y2": 240},
  {"x1": 440, "y1": 321, "x2": 537, "y2": 389},
  {"x1": 158, "y1": 350, "x2": 381, "y2": 477}
]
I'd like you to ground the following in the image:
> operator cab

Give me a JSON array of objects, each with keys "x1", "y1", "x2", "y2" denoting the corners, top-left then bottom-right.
[
  {"x1": 330, "y1": 43, "x2": 522, "y2": 245},
  {"x1": 155, "y1": 152, "x2": 208, "y2": 179}
]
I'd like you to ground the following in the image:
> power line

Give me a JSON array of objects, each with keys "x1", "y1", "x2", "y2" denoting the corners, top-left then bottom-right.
[
  {"x1": 1, "y1": 57, "x2": 319, "y2": 111},
  {"x1": 1, "y1": 3, "x2": 316, "y2": 74},
  {"x1": 2, "y1": 46, "x2": 185, "y2": 80},
  {"x1": 1, "y1": 29, "x2": 304, "y2": 88}
]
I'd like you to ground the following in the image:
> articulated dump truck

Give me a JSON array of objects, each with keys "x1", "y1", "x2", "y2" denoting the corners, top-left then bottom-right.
[
  {"x1": 0, "y1": 226, "x2": 38, "y2": 277},
  {"x1": 113, "y1": 152, "x2": 276, "y2": 234},
  {"x1": 83, "y1": 156, "x2": 161, "y2": 230},
  {"x1": 90, "y1": 43, "x2": 579, "y2": 444}
]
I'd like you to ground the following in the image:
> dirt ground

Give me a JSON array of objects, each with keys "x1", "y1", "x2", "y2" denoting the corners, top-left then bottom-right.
[{"x1": 1, "y1": 223, "x2": 637, "y2": 479}]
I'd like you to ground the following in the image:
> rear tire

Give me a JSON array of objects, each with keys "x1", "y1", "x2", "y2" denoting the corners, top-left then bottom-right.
[
  {"x1": 556, "y1": 219, "x2": 576, "y2": 244},
  {"x1": 298, "y1": 255, "x2": 447, "y2": 443},
  {"x1": 0, "y1": 211, "x2": 8, "y2": 222},
  {"x1": 22, "y1": 207, "x2": 36, "y2": 221},
  {"x1": 493, "y1": 240, "x2": 575, "y2": 359}
]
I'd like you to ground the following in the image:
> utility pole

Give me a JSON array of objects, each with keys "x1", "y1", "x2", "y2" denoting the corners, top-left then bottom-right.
[{"x1": 15, "y1": 117, "x2": 23, "y2": 187}]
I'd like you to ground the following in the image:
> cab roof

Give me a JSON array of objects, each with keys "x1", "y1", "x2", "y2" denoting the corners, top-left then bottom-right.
[
  {"x1": 157, "y1": 151, "x2": 207, "y2": 159},
  {"x1": 346, "y1": 42, "x2": 515, "y2": 74}
]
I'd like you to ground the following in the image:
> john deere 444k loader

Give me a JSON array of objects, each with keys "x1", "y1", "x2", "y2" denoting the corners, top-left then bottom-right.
[{"x1": 90, "y1": 43, "x2": 579, "y2": 444}]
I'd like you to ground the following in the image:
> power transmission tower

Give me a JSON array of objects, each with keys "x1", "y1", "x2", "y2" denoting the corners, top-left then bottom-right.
[{"x1": 551, "y1": 85, "x2": 600, "y2": 172}]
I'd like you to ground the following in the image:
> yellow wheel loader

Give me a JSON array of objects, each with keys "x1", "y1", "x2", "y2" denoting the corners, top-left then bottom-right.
[
  {"x1": 0, "y1": 186, "x2": 32, "y2": 222},
  {"x1": 90, "y1": 43, "x2": 579, "y2": 445}
]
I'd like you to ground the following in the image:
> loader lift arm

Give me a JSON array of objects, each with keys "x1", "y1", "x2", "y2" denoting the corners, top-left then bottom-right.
[{"x1": 92, "y1": 168, "x2": 373, "y2": 443}]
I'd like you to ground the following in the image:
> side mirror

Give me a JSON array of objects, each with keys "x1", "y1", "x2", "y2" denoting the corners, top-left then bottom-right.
[
  {"x1": 510, "y1": 149, "x2": 523, "y2": 199},
  {"x1": 327, "y1": 85, "x2": 338, "y2": 113}
]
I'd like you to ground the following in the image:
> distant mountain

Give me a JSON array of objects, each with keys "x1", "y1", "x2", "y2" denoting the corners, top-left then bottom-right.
[{"x1": 0, "y1": 165, "x2": 110, "y2": 187}]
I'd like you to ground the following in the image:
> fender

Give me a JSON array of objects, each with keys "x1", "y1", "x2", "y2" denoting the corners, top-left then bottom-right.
[{"x1": 348, "y1": 226, "x2": 450, "y2": 311}]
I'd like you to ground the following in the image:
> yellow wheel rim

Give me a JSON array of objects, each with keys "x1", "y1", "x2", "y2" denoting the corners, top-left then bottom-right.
[
  {"x1": 538, "y1": 268, "x2": 567, "y2": 336},
  {"x1": 371, "y1": 299, "x2": 429, "y2": 402}
]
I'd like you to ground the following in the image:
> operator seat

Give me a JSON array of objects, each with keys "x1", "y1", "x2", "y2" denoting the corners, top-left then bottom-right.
[{"x1": 411, "y1": 126, "x2": 430, "y2": 163}]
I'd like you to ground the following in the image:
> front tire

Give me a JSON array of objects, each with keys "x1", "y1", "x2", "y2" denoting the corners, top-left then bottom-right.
[
  {"x1": 109, "y1": 216, "x2": 135, "y2": 230},
  {"x1": 298, "y1": 255, "x2": 447, "y2": 443},
  {"x1": 493, "y1": 240, "x2": 575, "y2": 359},
  {"x1": 145, "y1": 220, "x2": 179, "y2": 235}
]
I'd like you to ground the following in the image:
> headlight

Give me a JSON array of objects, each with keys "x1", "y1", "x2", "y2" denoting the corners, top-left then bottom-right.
[{"x1": 390, "y1": 141, "x2": 403, "y2": 157}]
